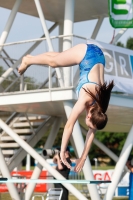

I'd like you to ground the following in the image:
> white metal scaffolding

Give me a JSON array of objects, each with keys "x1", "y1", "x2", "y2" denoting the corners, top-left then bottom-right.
[{"x1": 0, "y1": 1, "x2": 132, "y2": 200}]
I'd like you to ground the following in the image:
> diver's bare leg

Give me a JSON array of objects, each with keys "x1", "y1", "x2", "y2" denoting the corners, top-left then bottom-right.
[{"x1": 18, "y1": 44, "x2": 86, "y2": 75}]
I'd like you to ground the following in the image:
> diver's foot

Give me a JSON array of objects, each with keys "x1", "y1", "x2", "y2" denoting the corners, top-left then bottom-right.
[{"x1": 18, "y1": 55, "x2": 32, "y2": 75}]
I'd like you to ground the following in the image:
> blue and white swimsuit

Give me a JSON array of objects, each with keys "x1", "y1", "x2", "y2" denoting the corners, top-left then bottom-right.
[{"x1": 76, "y1": 44, "x2": 105, "y2": 97}]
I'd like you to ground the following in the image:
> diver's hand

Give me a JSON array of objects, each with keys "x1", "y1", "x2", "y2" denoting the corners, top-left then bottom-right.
[
  {"x1": 74, "y1": 158, "x2": 86, "y2": 173},
  {"x1": 60, "y1": 151, "x2": 71, "y2": 169}
]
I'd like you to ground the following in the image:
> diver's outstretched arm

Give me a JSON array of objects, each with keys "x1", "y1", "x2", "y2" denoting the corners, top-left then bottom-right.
[
  {"x1": 74, "y1": 128, "x2": 96, "y2": 172},
  {"x1": 60, "y1": 95, "x2": 88, "y2": 170}
]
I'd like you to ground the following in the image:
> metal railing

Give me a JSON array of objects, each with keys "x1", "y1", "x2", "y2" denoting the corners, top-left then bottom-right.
[{"x1": 0, "y1": 35, "x2": 87, "y2": 94}]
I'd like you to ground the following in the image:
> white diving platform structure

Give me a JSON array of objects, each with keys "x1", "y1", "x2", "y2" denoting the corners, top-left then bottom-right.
[{"x1": 0, "y1": 1, "x2": 133, "y2": 200}]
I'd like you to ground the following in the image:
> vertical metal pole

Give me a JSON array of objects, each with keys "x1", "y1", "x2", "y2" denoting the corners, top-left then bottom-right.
[
  {"x1": 104, "y1": 125, "x2": 133, "y2": 200},
  {"x1": 58, "y1": 22, "x2": 64, "y2": 83},
  {"x1": 25, "y1": 117, "x2": 62, "y2": 200},
  {"x1": 26, "y1": 154, "x2": 31, "y2": 171},
  {"x1": 59, "y1": 22, "x2": 64, "y2": 52},
  {"x1": 63, "y1": 0, "x2": 75, "y2": 87},
  {"x1": 0, "y1": 148, "x2": 21, "y2": 200},
  {"x1": 34, "y1": 0, "x2": 64, "y2": 88},
  {"x1": 20, "y1": 74, "x2": 24, "y2": 91},
  {"x1": 0, "y1": 0, "x2": 22, "y2": 53},
  {"x1": 49, "y1": 66, "x2": 52, "y2": 89},
  {"x1": 63, "y1": 101, "x2": 100, "y2": 200}
]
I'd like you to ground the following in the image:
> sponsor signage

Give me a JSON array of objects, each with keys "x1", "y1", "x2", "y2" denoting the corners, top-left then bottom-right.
[
  {"x1": 87, "y1": 39, "x2": 133, "y2": 94},
  {"x1": 109, "y1": 0, "x2": 133, "y2": 28}
]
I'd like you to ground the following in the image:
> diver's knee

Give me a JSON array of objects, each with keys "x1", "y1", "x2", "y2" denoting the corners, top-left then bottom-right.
[{"x1": 49, "y1": 61, "x2": 57, "y2": 68}]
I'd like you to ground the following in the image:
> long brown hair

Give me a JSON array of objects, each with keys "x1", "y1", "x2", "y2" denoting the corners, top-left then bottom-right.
[{"x1": 83, "y1": 80, "x2": 114, "y2": 130}]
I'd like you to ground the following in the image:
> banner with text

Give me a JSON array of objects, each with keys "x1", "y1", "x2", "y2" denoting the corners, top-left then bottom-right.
[
  {"x1": 109, "y1": 0, "x2": 133, "y2": 28},
  {"x1": 87, "y1": 39, "x2": 133, "y2": 94}
]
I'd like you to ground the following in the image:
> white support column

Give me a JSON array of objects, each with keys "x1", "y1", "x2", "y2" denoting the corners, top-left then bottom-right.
[
  {"x1": 0, "y1": 0, "x2": 22, "y2": 53},
  {"x1": 104, "y1": 125, "x2": 133, "y2": 200},
  {"x1": 63, "y1": 0, "x2": 75, "y2": 87},
  {"x1": 25, "y1": 117, "x2": 62, "y2": 200},
  {"x1": 91, "y1": 16, "x2": 104, "y2": 39},
  {"x1": 70, "y1": 136, "x2": 78, "y2": 158},
  {"x1": 63, "y1": 101, "x2": 100, "y2": 200},
  {"x1": 112, "y1": 28, "x2": 127, "y2": 44},
  {"x1": 0, "y1": 148, "x2": 21, "y2": 200},
  {"x1": 34, "y1": 0, "x2": 64, "y2": 88},
  {"x1": 0, "y1": 119, "x2": 88, "y2": 200},
  {"x1": 26, "y1": 154, "x2": 31, "y2": 171}
]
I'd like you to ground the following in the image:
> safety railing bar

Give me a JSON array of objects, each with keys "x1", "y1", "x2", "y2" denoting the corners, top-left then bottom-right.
[
  {"x1": 0, "y1": 34, "x2": 85, "y2": 93},
  {"x1": 1, "y1": 77, "x2": 74, "y2": 94},
  {"x1": 1, "y1": 76, "x2": 41, "y2": 92},
  {"x1": 0, "y1": 34, "x2": 87, "y2": 47},
  {"x1": 0, "y1": 86, "x2": 75, "y2": 97}
]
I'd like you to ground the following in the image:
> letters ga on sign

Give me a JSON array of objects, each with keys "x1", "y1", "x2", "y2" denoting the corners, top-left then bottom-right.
[{"x1": 109, "y1": 0, "x2": 133, "y2": 28}]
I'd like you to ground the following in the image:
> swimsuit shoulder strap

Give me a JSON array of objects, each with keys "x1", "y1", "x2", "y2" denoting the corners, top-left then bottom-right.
[{"x1": 86, "y1": 82, "x2": 100, "y2": 106}]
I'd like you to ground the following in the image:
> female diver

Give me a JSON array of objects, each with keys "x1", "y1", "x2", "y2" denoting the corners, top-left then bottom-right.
[{"x1": 18, "y1": 43, "x2": 114, "y2": 172}]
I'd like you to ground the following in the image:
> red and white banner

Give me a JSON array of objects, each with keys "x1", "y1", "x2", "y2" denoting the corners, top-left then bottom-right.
[{"x1": 93, "y1": 169, "x2": 129, "y2": 186}]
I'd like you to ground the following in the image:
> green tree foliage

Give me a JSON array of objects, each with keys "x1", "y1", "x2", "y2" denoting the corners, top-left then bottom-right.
[
  {"x1": 126, "y1": 37, "x2": 133, "y2": 50},
  {"x1": 0, "y1": 66, "x2": 5, "y2": 75},
  {"x1": 116, "y1": 41, "x2": 124, "y2": 47},
  {"x1": 116, "y1": 37, "x2": 133, "y2": 50},
  {"x1": 89, "y1": 131, "x2": 129, "y2": 165},
  {"x1": 0, "y1": 66, "x2": 38, "y2": 91},
  {"x1": 24, "y1": 76, "x2": 38, "y2": 90}
]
